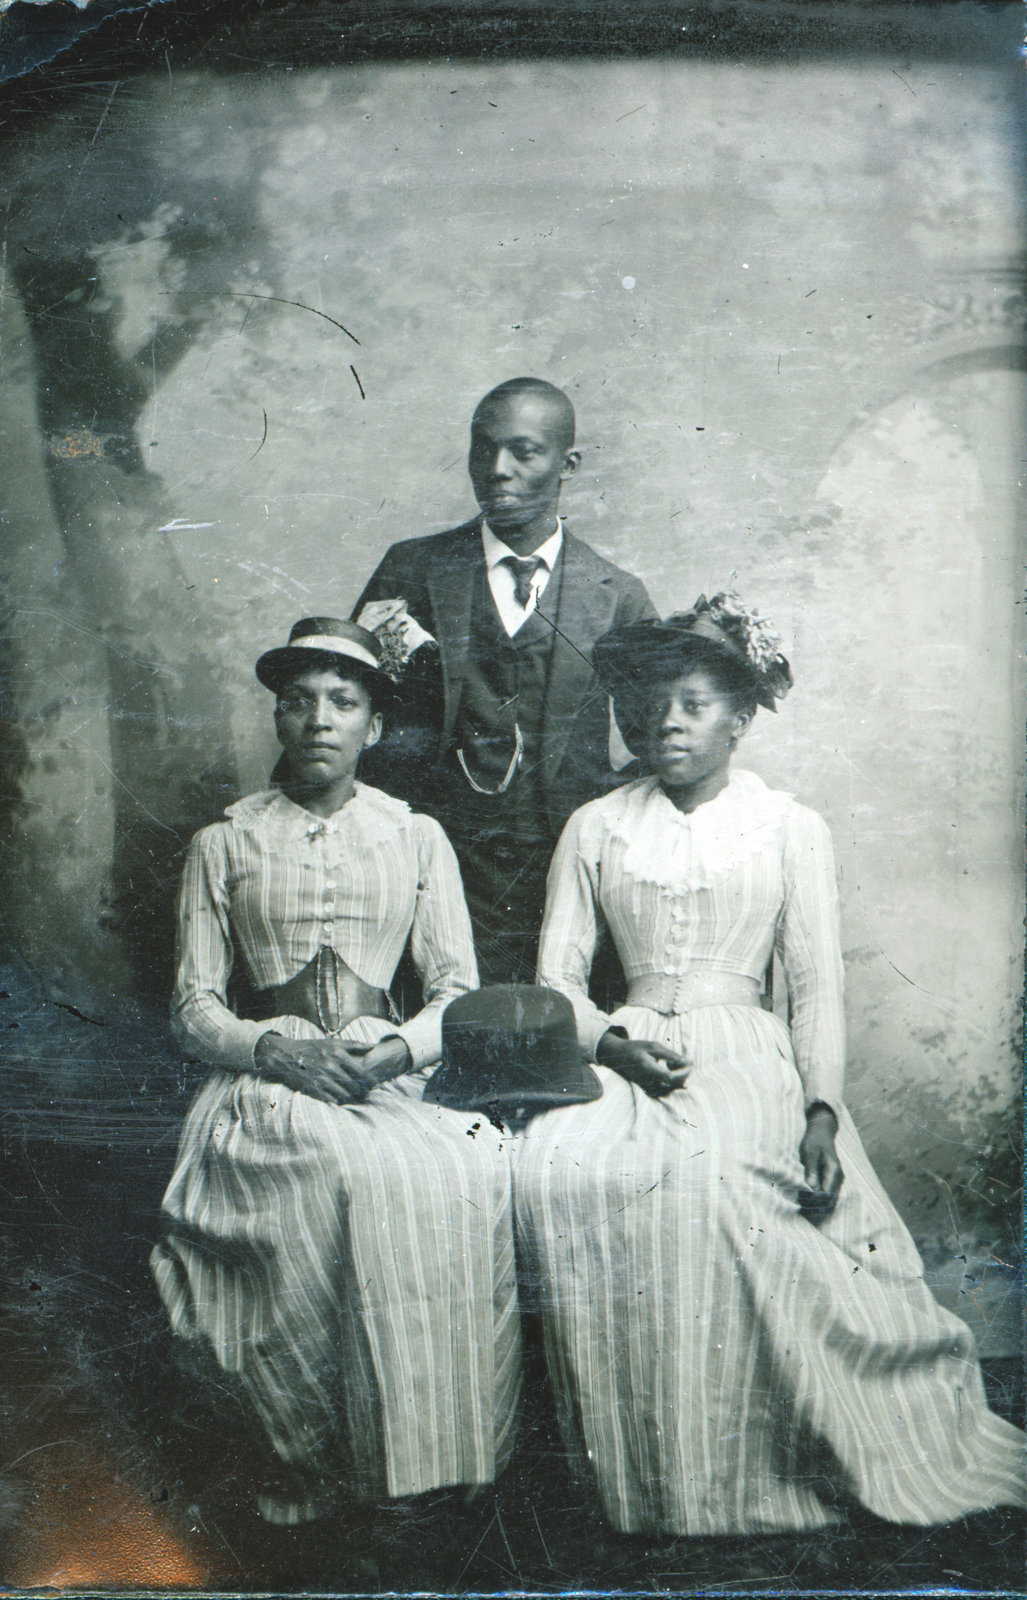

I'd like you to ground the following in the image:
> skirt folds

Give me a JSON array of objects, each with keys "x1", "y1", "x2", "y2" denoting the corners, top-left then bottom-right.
[
  {"x1": 513, "y1": 1002, "x2": 1026, "y2": 1536},
  {"x1": 151, "y1": 1014, "x2": 521, "y2": 1510}
]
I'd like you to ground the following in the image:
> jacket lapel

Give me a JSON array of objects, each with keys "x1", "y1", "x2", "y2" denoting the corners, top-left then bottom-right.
[
  {"x1": 536, "y1": 532, "x2": 620, "y2": 759},
  {"x1": 424, "y1": 521, "x2": 479, "y2": 746}
]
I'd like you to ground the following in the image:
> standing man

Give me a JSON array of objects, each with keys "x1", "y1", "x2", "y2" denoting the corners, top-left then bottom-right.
[{"x1": 353, "y1": 377, "x2": 656, "y2": 984}]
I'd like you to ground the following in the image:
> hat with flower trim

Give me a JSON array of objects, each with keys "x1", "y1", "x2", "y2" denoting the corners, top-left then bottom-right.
[{"x1": 593, "y1": 591, "x2": 792, "y2": 715}]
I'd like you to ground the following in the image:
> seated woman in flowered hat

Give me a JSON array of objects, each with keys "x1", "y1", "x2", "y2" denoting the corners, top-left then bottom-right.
[
  {"x1": 515, "y1": 594, "x2": 1025, "y2": 1538},
  {"x1": 151, "y1": 619, "x2": 520, "y2": 1531}
]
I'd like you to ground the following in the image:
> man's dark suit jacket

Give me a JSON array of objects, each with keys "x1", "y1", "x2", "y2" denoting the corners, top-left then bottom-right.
[{"x1": 352, "y1": 518, "x2": 657, "y2": 835}]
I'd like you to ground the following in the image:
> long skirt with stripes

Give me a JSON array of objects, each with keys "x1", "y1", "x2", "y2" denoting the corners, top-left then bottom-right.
[
  {"x1": 151, "y1": 1015, "x2": 521, "y2": 1522},
  {"x1": 514, "y1": 1001, "x2": 1026, "y2": 1537}
]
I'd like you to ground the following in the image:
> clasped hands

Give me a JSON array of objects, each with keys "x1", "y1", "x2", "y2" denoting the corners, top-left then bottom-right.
[
  {"x1": 253, "y1": 1031, "x2": 413, "y2": 1105},
  {"x1": 254, "y1": 1025, "x2": 844, "y2": 1216}
]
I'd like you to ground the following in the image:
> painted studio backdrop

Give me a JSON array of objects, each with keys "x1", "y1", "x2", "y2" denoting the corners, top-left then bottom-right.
[{"x1": 0, "y1": 6, "x2": 1023, "y2": 1582}]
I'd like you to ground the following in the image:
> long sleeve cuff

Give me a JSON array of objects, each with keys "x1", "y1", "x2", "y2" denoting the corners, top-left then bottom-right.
[
  {"x1": 392, "y1": 1012, "x2": 442, "y2": 1072},
  {"x1": 564, "y1": 993, "x2": 614, "y2": 1060},
  {"x1": 171, "y1": 1008, "x2": 284, "y2": 1073},
  {"x1": 801, "y1": 1069, "x2": 844, "y2": 1115}
]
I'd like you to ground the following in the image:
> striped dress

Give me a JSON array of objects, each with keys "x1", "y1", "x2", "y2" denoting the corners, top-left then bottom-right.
[
  {"x1": 515, "y1": 770, "x2": 1025, "y2": 1536},
  {"x1": 150, "y1": 785, "x2": 520, "y2": 1523}
]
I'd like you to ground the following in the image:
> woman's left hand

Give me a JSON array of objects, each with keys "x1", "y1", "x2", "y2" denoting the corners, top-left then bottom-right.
[
  {"x1": 595, "y1": 1031, "x2": 690, "y2": 1096},
  {"x1": 798, "y1": 1103, "x2": 844, "y2": 1218},
  {"x1": 345, "y1": 1034, "x2": 413, "y2": 1088}
]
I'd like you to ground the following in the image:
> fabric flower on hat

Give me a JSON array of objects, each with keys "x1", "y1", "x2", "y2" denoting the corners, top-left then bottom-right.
[{"x1": 688, "y1": 591, "x2": 793, "y2": 704}]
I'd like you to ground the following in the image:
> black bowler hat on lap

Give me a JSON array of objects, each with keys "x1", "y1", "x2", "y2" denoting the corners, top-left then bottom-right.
[{"x1": 425, "y1": 985, "x2": 602, "y2": 1113}]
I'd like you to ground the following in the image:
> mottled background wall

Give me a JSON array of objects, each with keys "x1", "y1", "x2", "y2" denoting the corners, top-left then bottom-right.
[{"x1": 1, "y1": 4, "x2": 1023, "y2": 1350}]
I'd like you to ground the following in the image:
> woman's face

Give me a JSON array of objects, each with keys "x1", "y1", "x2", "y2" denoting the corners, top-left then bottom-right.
[
  {"x1": 639, "y1": 667, "x2": 751, "y2": 801},
  {"x1": 274, "y1": 666, "x2": 381, "y2": 790}
]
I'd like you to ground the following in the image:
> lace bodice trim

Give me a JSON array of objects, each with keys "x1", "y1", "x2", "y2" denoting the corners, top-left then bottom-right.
[{"x1": 609, "y1": 770, "x2": 792, "y2": 895}]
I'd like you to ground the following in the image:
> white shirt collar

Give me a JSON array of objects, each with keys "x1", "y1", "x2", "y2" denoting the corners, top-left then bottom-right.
[{"x1": 480, "y1": 518, "x2": 563, "y2": 572}]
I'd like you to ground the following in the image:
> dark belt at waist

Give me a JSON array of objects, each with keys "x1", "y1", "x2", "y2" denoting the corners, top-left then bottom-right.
[{"x1": 254, "y1": 949, "x2": 388, "y2": 1033}]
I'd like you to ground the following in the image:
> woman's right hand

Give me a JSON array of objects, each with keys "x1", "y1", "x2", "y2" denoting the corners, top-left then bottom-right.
[
  {"x1": 252, "y1": 1032, "x2": 393, "y2": 1105},
  {"x1": 596, "y1": 1031, "x2": 690, "y2": 1097}
]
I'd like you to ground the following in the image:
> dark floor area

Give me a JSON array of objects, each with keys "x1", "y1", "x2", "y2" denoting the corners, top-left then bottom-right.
[
  {"x1": 2, "y1": 961, "x2": 1024, "y2": 1594},
  {"x1": 2, "y1": 1169, "x2": 1023, "y2": 1597}
]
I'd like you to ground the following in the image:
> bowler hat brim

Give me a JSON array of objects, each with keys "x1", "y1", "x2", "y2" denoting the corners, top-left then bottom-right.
[{"x1": 424, "y1": 1077, "x2": 602, "y2": 1113}]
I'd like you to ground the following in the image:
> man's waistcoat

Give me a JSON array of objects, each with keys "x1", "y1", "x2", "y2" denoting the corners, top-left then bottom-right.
[{"x1": 448, "y1": 556, "x2": 564, "y2": 839}]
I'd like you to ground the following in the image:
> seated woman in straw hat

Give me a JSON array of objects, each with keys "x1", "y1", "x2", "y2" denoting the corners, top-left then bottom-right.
[
  {"x1": 151, "y1": 619, "x2": 520, "y2": 1531},
  {"x1": 515, "y1": 594, "x2": 1025, "y2": 1539}
]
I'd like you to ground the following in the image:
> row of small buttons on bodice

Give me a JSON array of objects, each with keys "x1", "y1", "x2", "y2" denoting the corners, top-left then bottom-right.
[
  {"x1": 667, "y1": 902, "x2": 690, "y2": 952},
  {"x1": 307, "y1": 819, "x2": 336, "y2": 942}
]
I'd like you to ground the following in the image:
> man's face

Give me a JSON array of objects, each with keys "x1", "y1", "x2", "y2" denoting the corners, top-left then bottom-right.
[{"x1": 467, "y1": 392, "x2": 578, "y2": 534}]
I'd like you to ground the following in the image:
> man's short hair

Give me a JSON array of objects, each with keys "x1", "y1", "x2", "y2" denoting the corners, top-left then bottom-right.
[{"x1": 474, "y1": 377, "x2": 576, "y2": 451}]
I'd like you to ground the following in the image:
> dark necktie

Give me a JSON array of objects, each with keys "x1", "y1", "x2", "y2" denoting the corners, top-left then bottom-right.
[{"x1": 502, "y1": 554, "x2": 544, "y2": 610}]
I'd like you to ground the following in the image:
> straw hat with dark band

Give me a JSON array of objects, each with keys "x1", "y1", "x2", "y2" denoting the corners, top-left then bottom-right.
[{"x1": 256, "y1": 617, "x2": 392, "y2": 700}]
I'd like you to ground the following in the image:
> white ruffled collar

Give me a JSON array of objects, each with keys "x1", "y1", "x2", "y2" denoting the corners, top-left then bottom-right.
[
  {"x1": 616, "y1": 769, "x2": 791, "y2": 893},
  {"x1": 224, "y1": 782, "x2": 412, "y2": 844}
]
